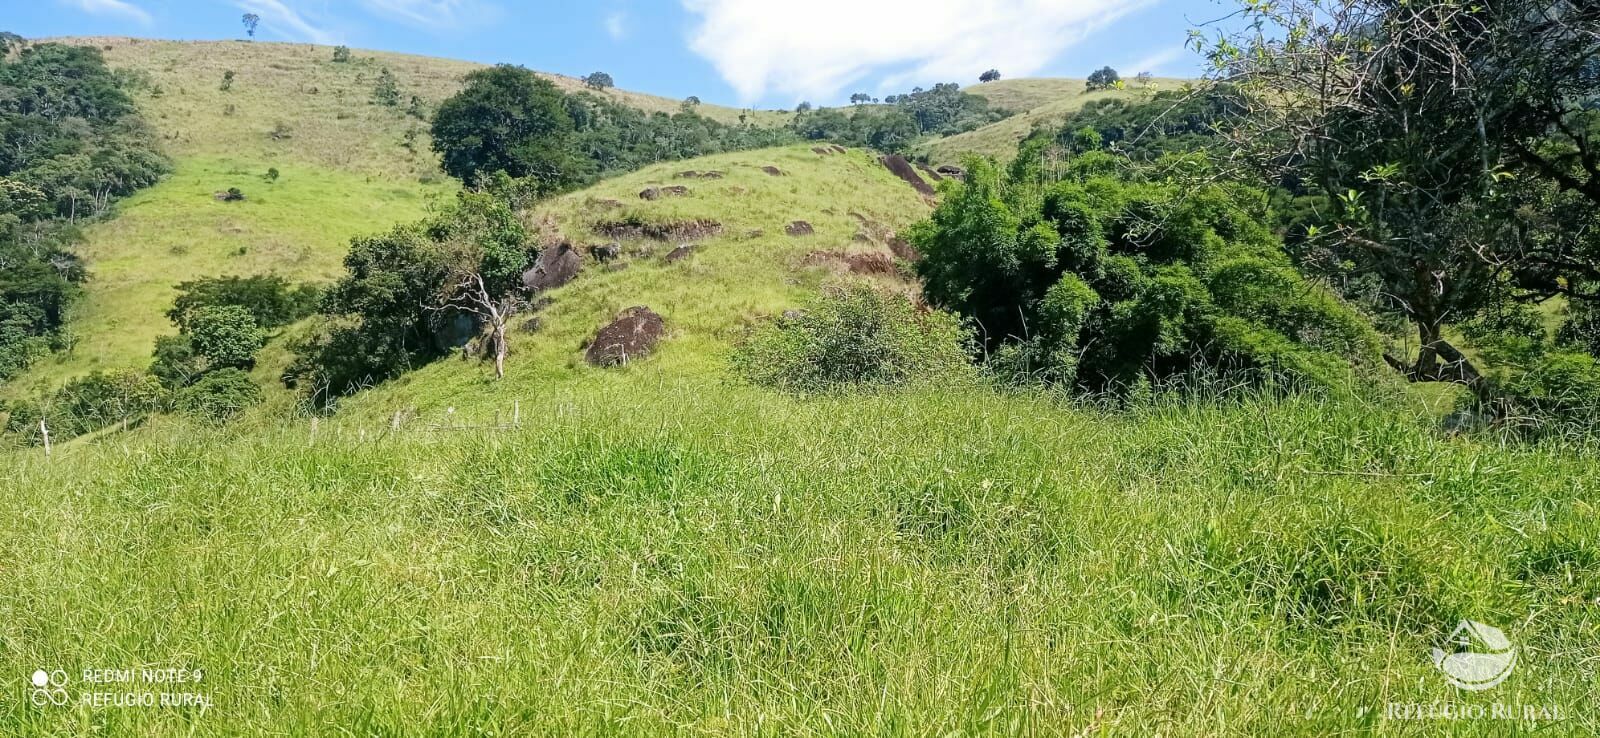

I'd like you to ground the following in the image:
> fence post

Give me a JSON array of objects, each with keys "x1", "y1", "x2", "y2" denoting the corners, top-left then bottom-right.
[
  {"x1": 39, "y1": 419, "x2": 51, "y2": 457},
  {"x1": 513, "y1": 400, "x2": 520, "y2": 427},
  {"x1": 309, "y1": 416, "x2": 319, "y2": 446}
]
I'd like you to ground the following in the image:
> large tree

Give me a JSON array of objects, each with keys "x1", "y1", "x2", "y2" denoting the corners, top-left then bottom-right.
[
  {"x1": 1203, "y1": 0, "x2": 1600, "y2": 384},
  {"x1": 431, "y1": 65, "x2": 586, "y2": 191}
]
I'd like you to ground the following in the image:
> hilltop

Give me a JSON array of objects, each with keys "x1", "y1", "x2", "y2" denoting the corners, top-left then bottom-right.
[{"x1": 918, "y1": 77, "x2": 1190, "y2": 165}]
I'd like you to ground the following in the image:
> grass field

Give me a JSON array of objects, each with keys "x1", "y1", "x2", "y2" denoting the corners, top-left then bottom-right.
[
  {"x1": 4, "y1": 39, "x2": 1597, "y2": 736},
  {"x1": 5, "y1": 377, "x2": 1598, "y2": 735},
  {"x1": 918, "y1": 78, "x2": 1189, "y2": 166}
]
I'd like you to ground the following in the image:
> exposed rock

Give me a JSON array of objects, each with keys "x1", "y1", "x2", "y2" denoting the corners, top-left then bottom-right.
[
  {"x1": 919, "y1": 165, "x2": 944, "y2": 181},
  {"x1": 786, "y1": 221, "x2": 815, "y2": 237},
  {"x1": 664, "y1": 244, "x2": 697, "y2": 263},
  {"x1": 213, "y1": 188, "x2": 246, "y2": 202},
  {"x1": 761, "y1": 166, "x2": 785, "y2": 176},
  {"x1": 804, "y1": 250, "x2": 900, "y2": 276},
  {"x1": 830, "y1": 144, "x2": 847, "y2": 154},
  {"x1": 588, "y1": 242, "x2": 621, "y2": 264},
  {"x1": 675, "y1": 170, "x2": 724, "y2": 179},
  {"x1": 812, "y1": 146, "x2": 833, "y2": 155},
  {"x1": 522, "y1": 241, "x2": 583, "y2": 292},
  {"x1": 585, "y1": 306, "x2": 666, "y2": 367},
  {"x1": 593, "y1": 217, "x2": 723, "y2": 241},
  {"x1": 640, "y1": 186, "x2": 693, "y2": 200},
  {"x1": 518, "y1": 316, "x2": 543, "y2": 333},
  {"x1": 604, "y1": 262, "x2": 630, "y2": 273},
  {"x1": 935, "y1": 164, "x2": 967, "y2": 179},
  {"x1": 880, "y1": 155, "x2": 936, "y2": 196}
]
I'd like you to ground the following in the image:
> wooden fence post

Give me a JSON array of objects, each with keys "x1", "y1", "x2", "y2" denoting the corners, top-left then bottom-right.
[{"x1": 39, "y1": 419, "x2": 51, "y2": 457}]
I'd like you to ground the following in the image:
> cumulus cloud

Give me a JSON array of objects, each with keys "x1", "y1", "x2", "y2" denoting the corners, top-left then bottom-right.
[
  {"x1": 357, "y1": 0, "x2": 497, "y2": 28},
  {"x1": 233, "y1": 0, "x2": 340, "y2": 45},
  {"x1": 680, "y1": 0, "x2": 1152, "y2": 103},
  {"x1": 61, "y1": 0, "x2": 153, "y2": 26},
  {"x1": 605, "y1": 11, "x2": 629, "y2": 41}
]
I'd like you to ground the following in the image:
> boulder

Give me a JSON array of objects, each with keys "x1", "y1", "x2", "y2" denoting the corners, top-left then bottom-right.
[
  {"x1": 664, "y1": 244, "x2": 697, "y2": 263},
  {"x1": 522, "y1": 241, "x2": 583, "y2": 292},
  {"x1": 588, "y1": 242, "x2": 621, "y2": 263},
  {"x1": 585, "y1": 306, "x2": 666, "y2": 367},
  {"x1": 786, "y1": 221, "x2": 815, "y2": 236}
]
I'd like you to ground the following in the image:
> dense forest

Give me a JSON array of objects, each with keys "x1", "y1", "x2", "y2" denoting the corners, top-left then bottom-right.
[{"x1": 0, "y1": 36, "x2": 167, "y2": 380}]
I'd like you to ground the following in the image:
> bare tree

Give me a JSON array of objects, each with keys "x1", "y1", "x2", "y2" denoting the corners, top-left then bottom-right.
[{"x1": 433, "y1": 270, "x2": 523, "y2": 379}]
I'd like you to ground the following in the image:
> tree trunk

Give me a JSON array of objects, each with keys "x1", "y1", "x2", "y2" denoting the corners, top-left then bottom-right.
[
  {"x1": 1413, "y1": 319, "x2": 1443, "y2": 380},
  {"x1": 492, "y1": 320, "x2": 506, "y2": 380}
]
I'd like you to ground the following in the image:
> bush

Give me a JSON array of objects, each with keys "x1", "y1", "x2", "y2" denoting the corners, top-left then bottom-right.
[
  {"x1": 332, "y1": 45, "x2": 352, "y2": 63},
  {"x1": 176, "y1": 368, "x2": 263, "y2": 421},
  {"x1": 187, "y1": 305, "x2": 265, "y2": 370},
  {"x1": 731, "y1": 285, "x2": 974, "y2": 393},
  {"x1": 909, "y1": 155, "x2": 1380, "y2": 393},
  {"x1": 168, "y1": 275, "x2": 320, "y2": 332}
]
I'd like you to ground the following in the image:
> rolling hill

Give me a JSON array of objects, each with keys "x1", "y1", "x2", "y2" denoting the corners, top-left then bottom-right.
[
  {"x1": 4, "y1": 38, "x2": 1599, "y2": 738},
  {"x1": 3, "y1": 37, "x2": 796, "y2": 397},
  {"x1": 918, "y1": 77, "x2": 1190, "y2": 165}
]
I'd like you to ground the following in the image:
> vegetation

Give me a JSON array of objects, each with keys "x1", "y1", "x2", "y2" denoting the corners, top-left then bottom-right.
[
  {"x1": 432, "y1": 65, "x2": 795, "y2": 192},
  {"x1": 789, "y1": 82, "x2": 1010, "y2": 154},
  {"x1": 0, "y1": 36, "x2": 167, "y2": 380},
  {"x1": 912, "y1": 154, "x2": 1378, "y2": 391},
  {"x1": 731, "y1": 285, "x2": 974, "y2": 393},
  {"x1": 1086, "y1": 66, "x2": 1121, "y2": 91}
]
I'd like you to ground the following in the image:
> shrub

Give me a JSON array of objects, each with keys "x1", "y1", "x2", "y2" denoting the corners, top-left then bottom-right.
[
  {"x1": 187, "y1": 305, "x2": 265, "y2": 370},
  {"x1": 168, "y1": 275, "x2": 320, "y2": 332},
  {"x1": 176, "y1": 368, "x2": 263, "y2": 421},
  {"x1": 731, "y1": 285, "x2": 974, "y2": 393},
  {"x1": 332, "y1": 45, "x2": 352, "y2": 63},
  {"x1": 910, "y1": 155, "x2": 1380, "y2": 393}
]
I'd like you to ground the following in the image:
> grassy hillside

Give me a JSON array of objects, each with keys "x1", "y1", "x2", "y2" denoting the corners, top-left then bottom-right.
[
  {"x1": 4, "y1": 38, "x2": 800, "y2": 398},
  {"x1": 918, "y1": 77, "x2": 1189, "y2": 166}
]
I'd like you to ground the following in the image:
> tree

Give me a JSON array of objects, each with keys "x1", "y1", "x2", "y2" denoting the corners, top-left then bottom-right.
[
  {"x1": 167, "y1": 275, "x2": 319, "y2": 333},
  {"x1": 850, "y1": 93, "x2": 872, "y2": 105},
  {"x1": 220, "y1": 70, "x2": 234, "y2": 91},
  {"x1": 187, "y1": 305, "x2": 265, "y2": 370},
  {"x1": 980, "y1": 69, "x2": 1002, "y2": 83},
  {"x1": 1203, "y1": 0, "x2": 1600, "y2": 387},
  {"x1": 796, "y1": 101, "x2": 813, "y2": 113},
  {"x1": 332, "y1": 45, "x2": 352, "y2": 63},
  {"x1": 372, "y1": 67, "x2": 400, "y2": 107},
  {"x1": 680, "y1": 95, "x2": 701, "y2": 114},
  {"x1": 1135, "y1": 71, "x2": 1153, "y2": 86},
  {"x1": 241, "y1": 13, "x2": 260, "y2": 39},
  {"x1": 909, "y1": 154, "x2": 1378, "y2": 390},
  {"x1": 582, "y1": 72, "x2": 614, "y2": 91},
  {"x1": 1086, "y1": 66, "x2": 1120, "y2": 91},
  {"x1": 431, "y1": 65, "x2": 584, "y2": 190}
]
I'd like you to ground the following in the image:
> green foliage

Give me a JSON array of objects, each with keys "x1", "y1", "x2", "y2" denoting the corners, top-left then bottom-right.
[
  {"x1": 372, "y1": 67, "x2": 400, "y2": 107},
  {"x1": 431, "y1": 65, "x2": 795, "y2": 192},
  {"x1": 187, "y1": 305, "x2": 266, "y2": 370},
  {"x1": 167, "y1": 274, "x2": 320, "y2": 333},
  {"x1": 331, "y1": 45, "x2": 352, "y2": 63},
  {"x1": 791, "y1": 82, "x2": 1008, "y2": 153},
  {"x1": 731, "y1": 285, "x2": 974, "y2": 393},
  {"x1": 288, "y1": 193, "x2": 530, "y2": 406},
  {"x1": 1086, "y1": 66, "x2": 1121, "y2": 91},
  {"x1": 980, "y1": 69, "x2": 1002, "y2": 83},
  {"x1": 0, "y1": 37, "x2": 166, "y2": 379},
  {"x1": 221, "y1": 70, "x2": 234, "y2": 91},
  {"x1": 911, "y1": 154, "x2": 1380, "y2": 392},
  {"x1": 431, "y1": 65, "x2": 582, "y2": 190},
  {"x1": 581, "y1": 72, "x2": 613, "y2": 91},
  {"x1": 175, "y1": 367, "x2": 263, "y2": 421},
  {"x1": 17, "y1": 369, "x2": 166, "y2": 442}
]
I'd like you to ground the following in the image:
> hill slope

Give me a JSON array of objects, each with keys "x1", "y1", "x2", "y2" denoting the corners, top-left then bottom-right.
[
  {"x1": 918, "y1": 77, "x2": 1189, "y2": 165},
  {"x1": 4, "y1": 38, "x2": 798, "y2": 396}
]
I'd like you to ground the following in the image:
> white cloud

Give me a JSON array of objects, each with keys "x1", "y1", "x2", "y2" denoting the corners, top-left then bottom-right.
[
  {"x1": 357, "y1": 0, "x2": 496, "y2": 28},
  {"x1": 1120, "y1": 45, "x2": 1188, "y2": 77},
  {"x1": 680, "y1": 0, "x2": 1153, "y2": 104},
  {"x1": 233, "y1": 0, "x2": 341, "y2": 45},
  {"x1": 605, "y1": 11, "x2": 629, "y2": 41},
  {"x1": 61, "y1": 0, "x2": 153, "y2": 26}
]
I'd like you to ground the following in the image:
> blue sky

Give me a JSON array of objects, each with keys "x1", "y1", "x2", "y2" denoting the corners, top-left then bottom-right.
[{"x1": 12, "y1": 0, "x2": 1226, "y2": 108}]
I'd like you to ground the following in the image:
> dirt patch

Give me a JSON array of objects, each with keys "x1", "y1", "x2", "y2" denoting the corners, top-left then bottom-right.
[
  {"x1": 675, "y1": 170, "x2": 724, "y2": 179},
  {"x1": 664, "y1": 244, "x2": 697, "y2": 263},
  {"x1": 786, "y1": 221, "x2": 815, "y2": 237},
  {"x1": 888, "y1": 236, "x2": 921, "y2": 262},
  {"x1": 522, "y1": 241, "x2": 584, "y2": 292},
  {"x1": 804, "y1": 250, "x2": 900, "y2": 277},
  {"x1": 213, "y1": 189, "x2": 245, "y2": 202},
  {"x1": 919, "y1": 165, "x2": 944, "y2": 181},
  {"x1": 585, "y1": 306, "x2": 666, "y2": 367},
  {"x1": 640, "y1": 185, "x2": 691, "y2": 201},
  {"x1": 587, "y1": 197, "x2": 624, "y2": 210},
  {"x1": 880, "y1": 155, "x2": 935, "y2": 196},
  {"x1": 593, "y1": 217, "x2": 723, "y2": 241},
  {"x1": 831, "y1": 144, "x2": 847, "y2": 154},
  {"x1": 761, "y1": 166, "x2": 785, "y2": 176},
  {"x1": 811, "y1": 147, "x2": 834, "y2": 156},
  {"x1": 936, "y1": 165, "x2": 966, "y2": 179}
]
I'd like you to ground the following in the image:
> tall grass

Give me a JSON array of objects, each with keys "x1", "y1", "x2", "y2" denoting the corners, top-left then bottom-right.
[{"x1": 3, "y1": 378, "x2": 1596, "y2": 735}]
